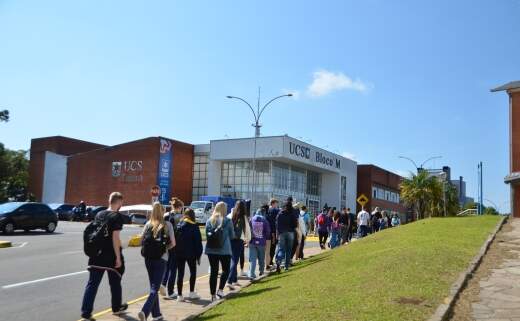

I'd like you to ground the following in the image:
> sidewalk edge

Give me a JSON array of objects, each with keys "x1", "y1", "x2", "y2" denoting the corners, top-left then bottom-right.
[{"x1": 427, "y1": 215, "x2": 508, "y2": 321}]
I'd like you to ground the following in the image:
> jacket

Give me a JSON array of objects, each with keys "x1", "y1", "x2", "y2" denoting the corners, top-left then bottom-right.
[
  {"x1": 249, "y1": 213, "x2": 271, "y2": 246},
  {"x1": 204, "y1": 217, "x2": 235, "y2": 256},
  {"x1": 175, "y1": 217, "x2": 203, "y2": 259}
]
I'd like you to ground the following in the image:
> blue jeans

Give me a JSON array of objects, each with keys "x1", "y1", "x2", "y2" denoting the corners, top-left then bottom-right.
[
  {"x1": 161, "y1": 249, "x2": 177, "y2": 296},
  {"x1": 248, "y1": 244, "x2": 266, "y2": 278},
  {"x1": 276, "y1": 232, "x2": 294, "y2": 270},
  {"x1": 228, "y1": 239, "x2": 244, "y2": 284},
  {"x1": 358, "y1": 225, "x2": 369, "y2": 237},
  {"x1": 330, "y1": 230, "x2": 340, "y2": 248},
  {"x1": 142, "y1": 258, "x2": 166, "y2": 319},
  {"x1": 81, "y1": 268, "x2": 122, "y2": 318}
]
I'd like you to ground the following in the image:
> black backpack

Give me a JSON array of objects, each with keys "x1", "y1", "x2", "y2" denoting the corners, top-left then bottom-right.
[
  {"x1": 141, "y1": 225, "x2": 169, "y2": 259},
  {"x1": 206, "y1": 221, "x2": 224, "y2": 249},
  {"x1": 83, "y1": 217, "x2": 110, "y2": 258}
]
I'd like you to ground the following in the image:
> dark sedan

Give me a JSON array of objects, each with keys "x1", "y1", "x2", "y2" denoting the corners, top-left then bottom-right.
[
  {"x1": 0, "y1": 202, "x2": 58, "y2": 234},
  {"x1": 85, "y1": 206, "x2": 108, "y2": 221},
  {"x1": 49, "y1": 203, "x2": 75, "y2": 221}
]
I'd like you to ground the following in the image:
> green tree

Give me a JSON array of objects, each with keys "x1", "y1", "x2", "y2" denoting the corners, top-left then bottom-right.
[
  {"x1": 443, "y1": 182, "x2": 461, "y2": 216},
  {"x1": 484, "y1": 206, "x2": 499, "y2": 215},
  {"x1": 0, "y1": 110, "x2": 9, "y2": 122},
  {"x1": 0, "y1": 143, "x2": 33, "y2": 202}
]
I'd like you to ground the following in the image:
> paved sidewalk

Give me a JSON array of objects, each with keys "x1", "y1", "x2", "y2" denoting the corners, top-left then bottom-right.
[
  {"x1": 93, "y1": 245, "x2": 325, "y2": 321},
  {"x1": 471, "y1": 218, "x2": 520, "y2": 321}
]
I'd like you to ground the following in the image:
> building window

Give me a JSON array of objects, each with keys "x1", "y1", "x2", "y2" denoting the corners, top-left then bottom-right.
[
  {"x1": 371, "y1": 185, "x2": 401, "y2": 204},
  {"x1": 192, "y1": 155, "x2": 208, "y2": 202}
]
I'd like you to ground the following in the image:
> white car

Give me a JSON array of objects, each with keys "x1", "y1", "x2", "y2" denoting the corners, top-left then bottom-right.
[{"x1": 190, "y1": 201, "x2": 214, "y2": 224}]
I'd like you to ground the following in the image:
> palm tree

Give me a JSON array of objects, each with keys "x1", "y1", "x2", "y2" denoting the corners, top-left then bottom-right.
[{"x1": 400, "y1": 171, "x2": 442, "y2": 219}]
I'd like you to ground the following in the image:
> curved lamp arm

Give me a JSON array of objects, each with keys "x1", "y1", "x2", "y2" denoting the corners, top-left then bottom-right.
[
  {"x1": 258, "y1": 94, "x2": 292, "y2": 119},
  {"x1": 226, "y1": 96, "x2": 257, "y2": 120}
]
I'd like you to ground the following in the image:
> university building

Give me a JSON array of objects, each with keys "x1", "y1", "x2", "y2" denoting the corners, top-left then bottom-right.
[{"x1": 492, "y1": 81, "x2": 520, "y2": 218}]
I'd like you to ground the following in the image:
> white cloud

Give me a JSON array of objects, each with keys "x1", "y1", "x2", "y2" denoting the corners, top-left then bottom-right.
[
  {"x1": 282, "y1": 89, "x2": 300, "y2": 100},
  {"x1": 342, "y1": 152, "x2": 357, "y2": 161},
  {"x1": 306, "y1": 69, "x2": 370, "y2": 97}
]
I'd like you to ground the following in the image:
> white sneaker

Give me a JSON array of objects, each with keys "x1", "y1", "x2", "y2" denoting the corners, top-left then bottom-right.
[
  {"x1": 177, "y1": 295, "x2": 184, "y2": 302},
  {"x1": 232, "y1": 282, "x2": 241, "y2": 287},
  {"x1": 159, "y1": 285, "x2": 166, "y2": 296},
  {"x1": 152, "y1": 316, "x2": 164, "y2": 321},
  {"x1": 227, "y1": 283, "x2": 235, "y2": 290},
  {"x1": 138, "y1": 311, "x2": 146, "y2": 321},
  {"x1": 216, "y1": 289, "x2": 225, "y2": 299},
  {"x1": 166, "y1": 292, "x2": 177, "y2": 300},
  {"x1": 240, "y1": 270, "x2": 247, "y2": 277},
  {"x1": 189, "y1": 291, "x2": 201, "y2": 300}
]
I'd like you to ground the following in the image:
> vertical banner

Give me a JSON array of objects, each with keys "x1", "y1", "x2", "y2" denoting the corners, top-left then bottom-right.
[{"x1": 158, "y1": 139, "x2": 173, "y2": 204}]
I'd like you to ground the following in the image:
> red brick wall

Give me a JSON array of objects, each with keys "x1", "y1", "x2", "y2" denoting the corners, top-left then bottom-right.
[
  {"x1": 29, "y1": 136, "x2": 106, "y2": 201},
  {"x1": 64, "y1": 137, "x2": 194, "y2": 207},
  {"x1": 511, "y1": 92, "x2": 520, "y2": 217},
  {"x1": 356, "y1": 164, "x2": 407, "y2": 214}
]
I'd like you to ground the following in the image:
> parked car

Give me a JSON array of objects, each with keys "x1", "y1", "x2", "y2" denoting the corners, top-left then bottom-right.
[
  {"x1": 0, "y1": 202, "x2": 58, "y2": 234},
  {"x1": 85, "y1": 206, "x2": 108, "y2": 221},
  {"x1": 49, "y1": 203, "x2": 75, "y2": 221},
  {"x1": 129, "y1": 213, "x2": 147, "y2": 225}
]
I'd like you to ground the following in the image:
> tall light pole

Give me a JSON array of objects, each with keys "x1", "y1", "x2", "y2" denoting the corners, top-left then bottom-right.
[
  {"x1": 398, "y1": 155, "x2": 443, "y2": 174},
  {"x1": 226, "y1": 88, "x2": 292, "y2": 213}
]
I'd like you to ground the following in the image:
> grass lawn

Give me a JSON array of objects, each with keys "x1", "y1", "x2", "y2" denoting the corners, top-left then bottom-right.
[{"x1": 197, "y1": 216, "x2": 501, "y2": 321}]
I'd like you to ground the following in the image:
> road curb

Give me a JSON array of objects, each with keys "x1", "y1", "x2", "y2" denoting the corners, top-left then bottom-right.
[
  {"x1": 428, "y1": 215, "x2": 508, "y2": 321},
  {"x1": 181, "y1": 247, "x2": 326, "y2": 321},
  {"x1": 0, "y1": 240, "x2": 13, "y2": 248}
]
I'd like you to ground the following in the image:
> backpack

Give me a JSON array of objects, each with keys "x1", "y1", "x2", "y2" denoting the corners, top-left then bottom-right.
[
  {"x1": 141, "y1": 225, "x2": 169, "y2": 259},
  {"x1": 83, "y1": 216, "x2": 110, "y2": 258},
  {"x1": 318, "y1": 214, "x2": 326, "y2": 226},
  {"x1": 206, "y1": 221, "x2": 224, "y2": 249}
]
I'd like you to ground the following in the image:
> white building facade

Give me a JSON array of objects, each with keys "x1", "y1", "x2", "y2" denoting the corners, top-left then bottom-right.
[{"x1": 193, "y1": 135, "x2": 357, "y2": 215}]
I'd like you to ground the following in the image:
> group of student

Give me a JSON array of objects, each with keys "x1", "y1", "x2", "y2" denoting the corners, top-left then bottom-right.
[
  {"x1": 80, "y1": 192, "x2": 311, "y2": 321},
  {"x1": 313, "y1": 206, "x2": 402, "y2": 249}
]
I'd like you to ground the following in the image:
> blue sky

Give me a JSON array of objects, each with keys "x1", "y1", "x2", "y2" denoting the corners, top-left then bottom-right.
[{"x1": 0, "y1": 0, "x2": 518, "y2": 212}]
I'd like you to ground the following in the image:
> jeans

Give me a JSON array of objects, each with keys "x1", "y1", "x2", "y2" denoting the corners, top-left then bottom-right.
[
  {"x1": 291, "y1": 232, "x2": 299, "y2": 259},
  {"x1": 276, "y1": 232, "x2": 294, "y2": 270},
  {"x1": 161, "y1": 249, "x2": 177, "y2": 296},
  {"x1": 318, "y1": 230, "x2": 329, "y2": 248},
  {"x1": 248, "y1": 244, "x2": 266, "y2": 278},
  {"x1": 297, "y1": 235, "x2": 306, "y2": 259},
  {"x1": 330, "y1": 230, "x2": 340, "y2": 248},
  {"x1": 176, "y1": 257, "x2": 197, "y2": 296},
  {"x1": 142, "y1": 258, "x2": 166, "y2": 319},
  {"x1": 81, "y1": 268, "x2": 122, "y2": 318},
  {"x1": 264, "y1": 239, "x2": 271, "y2": 268},
  {"x1": 347, "y1": 224, "x2": 355, "y2": 242},
  {"x1": 358, "y1": 225, "x2": 369, "y2": 237},
  {"x1": 228, "y1": 239, "x2": 244, "y2": 284},
  {"x1": 340, "y1": 226, "x2": 349, "y2": 244},
  {"x1": 208, "y1": 254, "x2": 231, "y2": 295}
]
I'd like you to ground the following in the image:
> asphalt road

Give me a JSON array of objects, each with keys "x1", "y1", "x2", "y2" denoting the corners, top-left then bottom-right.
[{"x1": 0, "y1": 222, "x2": 213, "y2": 321}]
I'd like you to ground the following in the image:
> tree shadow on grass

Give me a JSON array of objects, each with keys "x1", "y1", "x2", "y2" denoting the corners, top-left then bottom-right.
[{"x1": 227, "y1": 286, "x2": 281, "y2": 299}]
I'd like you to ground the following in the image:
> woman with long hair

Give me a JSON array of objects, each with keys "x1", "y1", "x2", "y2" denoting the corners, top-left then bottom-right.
[
  {"x1": 161, "y1": 197, "x2": 184, "y2": 299},
  {"x1": 329, "y1": 211, "x2": 341, "y2": 249},
  {"x1": 138, "y1": 202, "x2": 175, "y2": 321},
  {"x1": 205, "y1": 202, "x2": 235, "y2": 301},
  {"x1": 227, "y1": 200, "x2": 251, "y2": 288}
]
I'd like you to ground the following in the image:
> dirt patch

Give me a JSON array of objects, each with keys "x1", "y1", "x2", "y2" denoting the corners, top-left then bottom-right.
[
  {"x1": 449, "y1": 218, "x2": 515, "y2": 321},
  {"x1": 396, "y1": 297, "x2": 425, "y2": 305}
]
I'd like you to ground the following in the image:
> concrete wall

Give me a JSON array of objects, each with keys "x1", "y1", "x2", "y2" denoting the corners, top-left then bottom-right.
[{"x1": 41, "y1": 151, "x2": 67, "y2": 204}]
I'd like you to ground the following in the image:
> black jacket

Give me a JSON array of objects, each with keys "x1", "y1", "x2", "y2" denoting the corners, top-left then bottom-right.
[{"x1": 175, "y1": 218, "x2": 203, "y2": 259}]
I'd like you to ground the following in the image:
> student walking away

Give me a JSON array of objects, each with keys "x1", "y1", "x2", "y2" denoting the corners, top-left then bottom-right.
[
  {"x1": 275, "y1": 200, "x2": 298, "y2": 272},
  {"x1": 266, "y1": 199, "x2": 280, "y2": 269},
  {"x1": 239, "y1": 209, "x2": 250, "y2": 278},
  {"x1": 226, "y1": 200, "x2": 251, "y2": 288},
  {"x1": 248, "y1": 206, "x2": 271, "y2": 279},
  {"x1": 339, "y1": 207, "x2": 350, "y2": 245},
  {"x1": 329, "y1": 211, "x2": 342, "y2": 248},
  {"x1": 290, "y1": 199, "x2": 301, "y2": 260},
  {"x1": 371, "y1": 207, "x2": 382, "y2": 233},
  {"x1": 175, "y1": 208, "x2": 203, "y2": 302},
  {"x1": 357, "y1": 207, "x2": 370, "y2": 238},
  {"x1": 296, "y1": 205, "x2": 311, "y2": 260},
  {"x1": 138, "y1": 202, "x2": 175, "y2": 321},
  {"x1": 379, "y1": 211, "x2": 388, "y2": 230},
  {"x1": 391, "y1": 213, "x2": 401, "y2": 227},
  {"x1": 81, "y1": 192, "x2": 128, "y2": 321},
  {"x1": 346, "y1": 208, "x2": 356, "y2": 242},
  {"x1": 161, "y1": 197, "x2": 184, "y2": 299},
  {"x1": 205, "y1": 202, "x2": 234, "y2": 301},
  {"x1": 316, "y1": 208, "x2": 330, "y2": 249}
]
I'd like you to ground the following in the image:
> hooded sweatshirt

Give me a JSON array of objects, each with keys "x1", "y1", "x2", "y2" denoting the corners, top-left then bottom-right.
[{"x1": 250, "y1": 211, "x2": 271, "y2": 247}]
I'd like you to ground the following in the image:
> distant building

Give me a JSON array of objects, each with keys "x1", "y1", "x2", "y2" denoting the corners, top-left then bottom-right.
[
  {"x1": 450, "y1": 176, "x2": 469, "y2": 207},
  {"x1": 356, "y1": 164, "x2": 409, "y2": 222},
  {"x1": 492, "y1": 81, "x2": 520, "y2": 218}
]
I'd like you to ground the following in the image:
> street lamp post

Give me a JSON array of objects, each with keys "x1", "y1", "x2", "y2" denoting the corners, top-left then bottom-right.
[
  {"x1": 398, "y1": 155, "x2": 443, "y2": 174},
  {"x1": 226, "y1": 88, "x2": 292, "y2": 213}
]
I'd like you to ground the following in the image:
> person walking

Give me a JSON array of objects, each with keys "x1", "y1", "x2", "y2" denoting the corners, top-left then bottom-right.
[
  {"x1": 391, "y1": 213, "x2": 401, "y2": 227},
  {"x1": 80, "y1": 192, "x2": 128, "y2": 321},
  {"x1": 329, "y1": 211, "x2": 342, "y2": 248},
  {"x1": 138, "y1": 202, "x2": 175, "y2": 321},
  {"x1": 161, "y1": 197, "x2": 184, "y2": 299},
  {"x1": 265, "y1": 199, "x2": 280, "y2": 269},
  {"x1": 346, "y1": 208, "x2": 356, "y2": 242},
  {"x1": 379, "y1": 211, "x2": 389, "y2": 231},
  {"x1": 175, "y1": 208, "x2": 202, "y2": 302},
  {"x1": 316, "y1": 207, "x2": 331, "y2": 249},
  {"x1": 357, "y1": 207, "x2": 370, "y2": 238},
  {"x1": 339, "y1": 207, "x2": 350, "y2": 245},
  {"x1": 371, "y1": 207, "x2": 382, "y2": 233},
  {"x1": 205, "y1": 202, "x2": 235, "y2": 301},
  {"x1": 296, "y1": 205, "x2": 311, "y2": 260},
  {"x1": 226, "y1": 200, "x2": 251, "y2": 289},
  {"x1": 290, "y1": 199, "x2": 300, "y2": 260},
  {"x1": 275, "y1": 200, "x2": 298, "y2": 272},
  {"x1": 248, "y1": 206, "x2": 271, "y2": 279}
]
